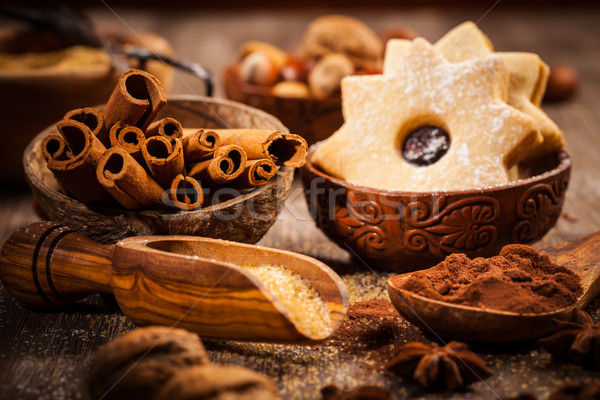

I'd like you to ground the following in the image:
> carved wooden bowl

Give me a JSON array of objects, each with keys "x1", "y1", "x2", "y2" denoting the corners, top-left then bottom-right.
[
  {"x1": 0, "y1": 26, "x2": 173, "y2": 185},
  {"x1": 302, "y1": 145, "x2": 571, "y2": 272},
  {"x1": 24, "y1": 96, "x2": 294, "y2": 244},
  {"x1": 223, "y1": 64, "x2": 343, "y2": 146}
]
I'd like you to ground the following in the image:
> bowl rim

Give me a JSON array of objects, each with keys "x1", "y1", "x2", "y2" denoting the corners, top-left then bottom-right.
[
  {"x1": 24, "y1": 94, "x2": 293, "y2": 217},
  {"x1": 304, "y1": 141, "x2": 571, "y2": 196}
]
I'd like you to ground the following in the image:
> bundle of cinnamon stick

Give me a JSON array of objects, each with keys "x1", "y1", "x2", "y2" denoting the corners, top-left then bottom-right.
[{"x1": 41, "y1": 69, "x2": 307, "y2": 211}]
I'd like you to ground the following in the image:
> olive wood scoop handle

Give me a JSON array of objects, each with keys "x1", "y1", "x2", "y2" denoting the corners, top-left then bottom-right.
[{"x1": 0, "y1": 222, "x2": 348, "y2": 343}]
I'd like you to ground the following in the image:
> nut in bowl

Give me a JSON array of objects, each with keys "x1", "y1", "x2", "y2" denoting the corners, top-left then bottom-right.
[
  {"x1": 26, "y1": 95, "x2": 295, "y2": 244},
  {"x1": 223, "y1": 15, "x2": 390, "y2": 146}
]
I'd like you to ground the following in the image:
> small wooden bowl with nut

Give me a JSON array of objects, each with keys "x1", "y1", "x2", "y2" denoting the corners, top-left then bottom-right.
[{"x1": 223, "y1": 64, "x2": 344, "y2": 146}]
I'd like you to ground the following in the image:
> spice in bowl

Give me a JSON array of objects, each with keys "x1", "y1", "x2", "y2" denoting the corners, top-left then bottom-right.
[
  {"x1": 391, "y1": 244, "x2": 582, "y2": 314},
  {"x1": 41, "y1": 68, "x2": 307, "y2": 212}
]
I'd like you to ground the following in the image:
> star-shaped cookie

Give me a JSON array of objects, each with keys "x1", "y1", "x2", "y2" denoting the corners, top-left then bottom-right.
[
  {"x1": 312, "y1": 38, "x2": 542, "y2": 191},
  {"x1": 383, "y1": 22, "x2": 563, "y2": 160}
]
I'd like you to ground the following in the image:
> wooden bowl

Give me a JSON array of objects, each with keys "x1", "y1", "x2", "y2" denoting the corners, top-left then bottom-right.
[
  {"x1": 301, "y1": 145, "x2": 571, "y2": 272},
  {"x1": 24, "y1": 95, "x2": 294, "y2": 244},
  {"x1": 223, "y1": 64, "x2": 343, "y2": 146},
  {"x1": 0, "y1": 26, "x2": 173, "y2": 185}
]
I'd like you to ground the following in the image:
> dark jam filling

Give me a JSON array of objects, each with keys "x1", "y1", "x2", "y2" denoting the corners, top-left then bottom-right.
[{"x1": 402, "y1": 125, "x2": 450, "y2": 166}]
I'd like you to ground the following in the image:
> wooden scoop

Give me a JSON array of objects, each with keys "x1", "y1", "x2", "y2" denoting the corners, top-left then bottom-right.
[
  {"x1": 387, "y1": 232, "x2": 600, "y2": 342},
  {"x1": 0, "y1": 222, "x2": 348, "y2": 343}
]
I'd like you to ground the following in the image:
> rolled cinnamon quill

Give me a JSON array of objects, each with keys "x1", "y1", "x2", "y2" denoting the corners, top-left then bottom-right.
[
  {"x1": 210, "y1": 129, "x2": 308, "y2": 167},
  {"x1": 97, "y1": 147, "x2": 165, "y2": 210},
  {"x1": 64, "y1": 107, "x2": 108, "y2": 147},
  {"x1": 188, "y1": 145, "x2": 247, "y2": 186},
  {"x1": 109, "y1": 122, "x2": 146, "y2": 165},
  {"x1": 228, "y1": 159, "x2": 277, "y2": 188},
  {"x1": 142, "y1": 136, "x2": 186, "y2": 188},
  {"x1": 47, "y1": 120, "x2": 114, "y2": 205},
  {"x1": 181, "y1": 129, "x2": 221, "y2": 162},
  {"x1": 169, "y1": 174, "x2": 204, "y2": 211},
  {"x1": 41, "y1": 134, "x2": 69, "y2": 162},
  {"x1": 102, "y1": 69, "x2": 167, "y2": 131},
  {"x1": 146, "y1": 117, "x2": 183, "y2": 140}
]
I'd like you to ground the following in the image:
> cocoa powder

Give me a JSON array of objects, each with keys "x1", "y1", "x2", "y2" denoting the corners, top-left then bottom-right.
[
  {"x1": 324, "y1": 299, "x2": 402, "y2": 353},
  {"x1": 393, "y1": 244, "x2": 582, "y2": 314}
]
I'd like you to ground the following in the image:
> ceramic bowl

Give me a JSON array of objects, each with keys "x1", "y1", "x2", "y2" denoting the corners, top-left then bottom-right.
[
  {"x1": 222, "y1": 64, "x2": 343, "y2": 146},
  {"x1": 301, "y1": 145, "x2": 571, "y2": 272},
  {"x1": 0, "y1": 26, "x2": 173, "y2": 185},
  {"x1": 24, "y1": 96, "x2": 294, "y2": 244}
]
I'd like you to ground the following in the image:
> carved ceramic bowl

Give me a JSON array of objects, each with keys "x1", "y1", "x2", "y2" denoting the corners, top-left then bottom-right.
[
  {"x1": 302, "y1": 146, "x2": 571, "y2": 272},
  {"x1": 0, "y1": 26, "x2": 173, "y2": 185},
  {"x1": 223, "y1": 64, "x2": 343, "y2": 146},
  {"x1": 24, "y1": 96, "x2": 294, "y2": 244}
]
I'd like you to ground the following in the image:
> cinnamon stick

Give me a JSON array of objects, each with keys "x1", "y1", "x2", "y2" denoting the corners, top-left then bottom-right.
[
  {"x1": 96, "y1": 146, "x2": 165, "y2": 210},
  {"x1": 228, "y1": 159, "x2": 277, "y2": 188},
  {"x1": 41, "y1": 134, "x2": 70, "y2": 162},
  {"x1": 188, "y1": 144, "x2": 247, "y2": 186},
  {"x1": 46, "y1": 120, "x2": 114, "y2": 205},
  {"x1": 109, "y1": 121, "x2": 146, "y2": 165},
  {"x1": 102, "y1": 69, "x2": 167, "y2": 131},
  {"x1": 141, "y1": 136, "x2": 186, "y2": 188},
  {"x1": 146, "y1": 117, "x2": 183, "y2": 140},
  {"x1": 169, "y1": 174, "x2": 204, "y2": 211},
  {"x1": 181, "y1": 129, "x2": 221, "y2": 162},
  {"x1": 64, "y1": 107, "x2": 109, "y2": 147},
  {"x1": 208, "y1": 129, "x2": 308, "y2": 167}
]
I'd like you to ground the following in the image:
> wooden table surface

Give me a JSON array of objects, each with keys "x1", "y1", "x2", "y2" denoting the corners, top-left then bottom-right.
[{"x1": 2, "y1": 5, "x2": 600, "y2": 400}]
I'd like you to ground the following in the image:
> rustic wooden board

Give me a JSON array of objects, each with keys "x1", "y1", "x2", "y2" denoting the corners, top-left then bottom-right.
[{"x1": 2, "y1": 5, "x2": 600, "y2": 400}]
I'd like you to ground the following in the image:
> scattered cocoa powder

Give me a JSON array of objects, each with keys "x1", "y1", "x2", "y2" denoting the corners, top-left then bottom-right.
[
  {"x1": 325, "y1": 299, "x2": 401, "y2": 353},
  {"x1": 393, "y1": 244, "x2": 583, "y2": 314}
]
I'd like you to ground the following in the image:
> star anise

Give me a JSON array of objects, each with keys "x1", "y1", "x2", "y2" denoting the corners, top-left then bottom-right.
[
  {"x1": 385, "y1": 341, "x2": 493, "y2": 391},
  {"x1": 320, "y1": 384, "x2": 392, "y2": 400},
  {"x1": 539, "y1": 309, "x2": 600, "y2": 369},
  {"x1": 549, "y1": 378, "x2": 600, "y2": 400}
]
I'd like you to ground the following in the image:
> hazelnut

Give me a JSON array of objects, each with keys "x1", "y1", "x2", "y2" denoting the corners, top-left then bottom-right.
[
  {"x1": 272, "y1": 81, "x2": 310, "y2": 98},
  {"x1": 238, "y1": 40, "x2": 287, "y2": 69},
  {"x1": 280, "y1": 55, "x2": 312, "y2": 82},
  {"x1": 544, "y1": 65, "x2": 578, "y2": 102},
  {"x1": 154, "y1": 364, "x2": 281, "y2": 400},
  {"x1": 308, "y1": 53, "x2": 354, "y2": 99},
  {"x1": 238, "y1": 51, "x2": 280, "y2": 86},
  {"x1": 89, "y1": 326, "x2": 209, "y2": 400}
]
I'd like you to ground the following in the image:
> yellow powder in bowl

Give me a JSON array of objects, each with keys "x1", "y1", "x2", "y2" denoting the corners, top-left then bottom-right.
[
  {"x1": 240, "y1": 264, "x2": 332, "y2": 338},
  {"x1": 0, "y1": 45, "x2": 109, "y2": 71}
]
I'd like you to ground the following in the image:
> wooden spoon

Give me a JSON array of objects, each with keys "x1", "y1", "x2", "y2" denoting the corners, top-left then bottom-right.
[
  {"x1": 0, "y1": 222, "x2": 348, "y2": 344},
  {"x1": 387, "y1": 232, "x2": 600, "y2": 342}
]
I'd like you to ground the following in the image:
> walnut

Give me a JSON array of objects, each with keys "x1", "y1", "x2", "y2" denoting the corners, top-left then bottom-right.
[
  {"x1": 299, "y1": 15, "x2": 383, "y2": 70},
  {"x1": 89, "y1": 326, "x2": 209, "y2": 400},
  {"x1": 154, "y1": 364, "x2": 281, "y2": 400}
]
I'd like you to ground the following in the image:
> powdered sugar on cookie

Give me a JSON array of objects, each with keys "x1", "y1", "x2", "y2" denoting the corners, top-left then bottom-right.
[{"x1": 312, "y1": 38, "x2": 542, "y2": 192}]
